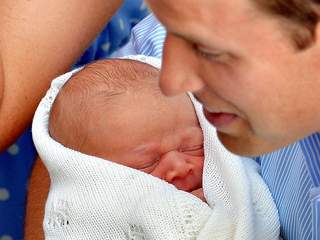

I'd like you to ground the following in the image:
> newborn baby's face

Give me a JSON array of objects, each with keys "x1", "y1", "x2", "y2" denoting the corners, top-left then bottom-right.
[{"x1": 86, "y1": 87, "x2": 204, "y2": 193}]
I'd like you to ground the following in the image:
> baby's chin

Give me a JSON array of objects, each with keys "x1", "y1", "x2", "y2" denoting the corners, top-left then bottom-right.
[{"x1": 190, "y1": 188, "x2": 206, "y2": 203}]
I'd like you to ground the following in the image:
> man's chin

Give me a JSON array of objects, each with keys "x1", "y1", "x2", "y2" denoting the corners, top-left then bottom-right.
[{"x1": 216, "y1": 131, "x2": 284, "y2": 157}]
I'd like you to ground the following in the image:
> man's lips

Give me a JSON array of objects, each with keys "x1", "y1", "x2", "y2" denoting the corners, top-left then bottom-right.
[{"x1": 203, "y1": 108, "x2": 238, "y2": 128}]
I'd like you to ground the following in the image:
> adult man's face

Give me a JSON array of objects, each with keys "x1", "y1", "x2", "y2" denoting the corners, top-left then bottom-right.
[{"x1": 146, "y1": 0, "x2": 320, "y2": 156}]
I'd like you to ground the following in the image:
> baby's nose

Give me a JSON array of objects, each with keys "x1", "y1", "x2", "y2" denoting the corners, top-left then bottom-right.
[{"x1": 162, "y1": 151, "x2": 192, "y2": 182}]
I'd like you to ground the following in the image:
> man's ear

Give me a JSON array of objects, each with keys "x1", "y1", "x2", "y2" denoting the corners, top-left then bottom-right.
[
  {"x1": 307, "y1": 21, "x2": 320, "y2": 69},
  {"x1": 315, "y1": 20, "x2": 320, "y2": 47}
]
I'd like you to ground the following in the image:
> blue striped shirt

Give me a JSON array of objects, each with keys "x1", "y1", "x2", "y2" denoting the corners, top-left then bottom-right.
[
  {"x1": 119, "y1": 13, "x2": 320, "y2": 240},
  {"x1": 112, "y1": 14, "x2": 165, "y2": 59}
]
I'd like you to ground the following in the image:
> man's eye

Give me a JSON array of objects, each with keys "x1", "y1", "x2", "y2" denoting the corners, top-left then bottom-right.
[{"x1": 195, "y1": 45, "x2": 228, "y2": 62}]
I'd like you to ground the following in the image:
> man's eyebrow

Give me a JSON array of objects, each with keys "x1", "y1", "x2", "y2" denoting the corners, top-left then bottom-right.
[
  {"x1": 170, "y1": 30, "x2": 240, "y2": 60},
  {"x1": 171, "y1": 31, "x2": 202, "y2": 46},
  {"x1": 170, "y1": 31, "x2": 225, "y2": 51}
]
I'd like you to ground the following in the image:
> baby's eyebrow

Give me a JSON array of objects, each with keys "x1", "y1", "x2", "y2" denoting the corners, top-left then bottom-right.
[
  {"x1": 132, "y1": 143, "x2": 159, "y2": 155},
  {"x1": 132, "y1": 144, "x2": 150, "y2": 153},
  {"x1": 180, "y1": 144, "x2": 203, "y2": 152}
]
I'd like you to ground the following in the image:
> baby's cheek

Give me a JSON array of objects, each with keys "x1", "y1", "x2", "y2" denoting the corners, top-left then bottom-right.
[
  {"x1": 148, "y1": 161, "x2": 167, "y2": 180},
  {"x1": 188, "y1": 155, "x2": 204, "y2": 187},
  {"x1": 189, "y1": 155, "x2": 204, "y2": 173}
]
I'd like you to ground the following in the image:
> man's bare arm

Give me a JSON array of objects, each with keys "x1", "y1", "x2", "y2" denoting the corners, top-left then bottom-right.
[{"x1": 0, "y1": 0, "x2": 122, "y2": 151}]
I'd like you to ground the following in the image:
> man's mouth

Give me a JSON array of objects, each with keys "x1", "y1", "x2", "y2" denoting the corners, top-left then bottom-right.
[{"x1": 203, "y1": 108, "x2": 238, "y2": 128}]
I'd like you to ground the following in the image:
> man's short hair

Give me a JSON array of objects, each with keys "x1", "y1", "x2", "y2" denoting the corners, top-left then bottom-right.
[{"x1": 252, "y1": 0, "x2": 320, "y2": 50}]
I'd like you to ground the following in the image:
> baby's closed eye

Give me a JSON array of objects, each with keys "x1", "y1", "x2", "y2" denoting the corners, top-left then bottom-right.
[
  {"x1": 139, "y1": 156, "x2": 161, "y2": 172},
  {"x1": 179, "y1": 145, "x2": 204, "y2": 156}
]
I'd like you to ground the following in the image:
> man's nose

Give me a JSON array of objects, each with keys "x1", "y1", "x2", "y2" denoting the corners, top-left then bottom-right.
[{"x1": 159, "y1": 34, "x2": 205, "y2": 96}]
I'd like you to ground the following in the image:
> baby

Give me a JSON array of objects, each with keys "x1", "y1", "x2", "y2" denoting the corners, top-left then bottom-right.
[
  {"x1": 49, "y1": 58, "x2": 205, "y2": 199},
  {"x1": 32, "y1": 55, "x2": 280, "y2": 239}
]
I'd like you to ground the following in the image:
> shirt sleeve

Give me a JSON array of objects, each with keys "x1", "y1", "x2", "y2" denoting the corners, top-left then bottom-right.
[{"x1": 111, "y1": 14, "x2": 166, "y2": 58}]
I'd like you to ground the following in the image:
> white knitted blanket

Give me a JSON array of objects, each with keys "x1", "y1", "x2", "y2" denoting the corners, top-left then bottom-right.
[{"x1": 32, "y1": 55, "x2": 279, "y2": 240}]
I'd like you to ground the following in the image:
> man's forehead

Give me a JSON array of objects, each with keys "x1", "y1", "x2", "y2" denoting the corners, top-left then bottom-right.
[
  {"x1": 146, "y1": 0, "x2": 261, "y2": 45},
  {"x1": 147, "y1": 0, "x2": 257, "y2": 23},
  {"x1": 148, "y1": 0, "x2": 287, "y2": 58}
]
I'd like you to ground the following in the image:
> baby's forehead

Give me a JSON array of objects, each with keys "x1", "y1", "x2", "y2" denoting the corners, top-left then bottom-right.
[
  {"x1": 64, "y1": 59, "x2": 200, "y2": 148},
  {"x1": 110, "y1": 95, "x2": 202, "y2": 147},
  {"x1": 58, "y1": 59, "x2": 163, "y2": 118}
]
